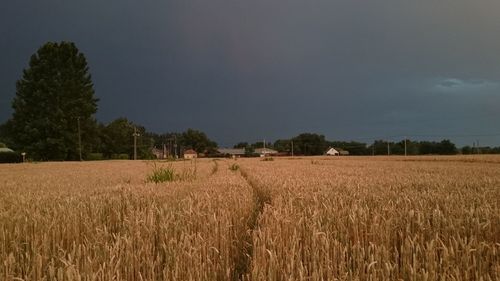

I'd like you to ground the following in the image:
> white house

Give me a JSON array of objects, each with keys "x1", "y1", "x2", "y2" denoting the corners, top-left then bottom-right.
[
  {"x1": 254, "y1": 148, "x2": 278, "y2": 157},
  {"x1": 326, "y1": 147, "x2": 340, "y2": 156}
]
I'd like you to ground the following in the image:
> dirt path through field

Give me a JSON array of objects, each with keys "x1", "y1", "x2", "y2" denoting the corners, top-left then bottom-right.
[{"x1": 230, "y1": 165, "x2": 273, "y2": 281}]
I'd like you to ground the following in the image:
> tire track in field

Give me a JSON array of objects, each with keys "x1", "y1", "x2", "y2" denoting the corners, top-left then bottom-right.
[
  {"x1": 210, "y1": 159, "x2": 219, "y2": 176},
  {"x1": 232, "y1": 166, "x2": 272, "y2": 281}
]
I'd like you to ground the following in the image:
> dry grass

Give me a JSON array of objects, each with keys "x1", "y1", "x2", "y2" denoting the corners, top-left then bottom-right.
[{"x1": 0, "y1": 156, "x2": 499, "y2": 280}]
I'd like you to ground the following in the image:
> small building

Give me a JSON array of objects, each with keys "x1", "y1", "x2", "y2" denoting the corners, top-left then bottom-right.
[
  {"x1": 254, "y1": 148, "x2": 278, "y2": 157},
  {"x1": 217, "y1": 148, "x2": 245, "y2": 158},
  {"x1": 151, "y1": 147, "x2": 163, "y2": 159},
  {"x1": 326, "y1": 147, "x2": 339, "y2": 156},
  {"x1": 183, "y1": 149, "x2": 198, "y2": 159},
  {"x1": 338, "y1": 149, "x2": 349, "y2": 156}
]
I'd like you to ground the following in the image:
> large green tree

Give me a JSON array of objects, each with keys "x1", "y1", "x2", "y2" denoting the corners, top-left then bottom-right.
[
  {"x1": 8, "y1": 41, "x2": 98, "y2": 160},
  {"x1": 291, "y1": 133, "x2": 328, "y2": 155},
  {"x1": 180, "y1": 129, "x2": 217, "y2": 154},
  {"x1": 101, "y1": 118, "x2": 153, "y2": 159}
]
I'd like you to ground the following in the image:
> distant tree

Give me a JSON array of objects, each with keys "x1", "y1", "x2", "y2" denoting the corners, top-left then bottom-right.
[
  {"x1": 388, "y1": 139, "x2": 418, "y2": 155},
  {"x1": 418, "y1": 141, "x2": 435, "y2": 155},
  {"x1": 370, "y1": 140, "x2": 389, "y2": 155},
  {"x1": 233, "y1": 142, "x2": 248, "y2": 149},
  {"x1": 7, "y1": 41, "x2": 98, "y2": 160},
  {"x1": 292, "y1": 133, "x2": 328, "y2": 155},
  {"x1": 250, "y1": 141, "x2": 273, "y2": 149},
  {"x1": 101, "y1": 118, "x2": 134, "y2": 158},
  {"x1": 415, "y1": 140, "x2": 457, "y2": 155},
  {"x1": 273, "y1": 139, "x2": 292, "y2": 153},
  {"x1": 148, "y1": 132, "x2": 177, "y2": 147},
  {"x1": 389, "y1": 141, "x2": 405, "y2": 155},
  {"x1": 101, "y1": 118, "x2": 153, "y2": 159},
  {"x1": 403, "y1": 139, "x2": 419, "y2": 155},
  {"x1": 461, "y1": 146, "x2": 472, "y2": 155},
  {"x1": 477, "y1": 146, "x2": 500, "y2": 154},
  {"x1": 0, "y1": 120, "x2": 15, "y2": 148},
  {"x1": 180, "y1": 129, "x2": 217, "y2": 154},
  {"x1": 437, "y1": 139, "x2": 457, "y2": 155},
  {"x1": 329, "y1": 141, "x2": 369, "y2": 155}
]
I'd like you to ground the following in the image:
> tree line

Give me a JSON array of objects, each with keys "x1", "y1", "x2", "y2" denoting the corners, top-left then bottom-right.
[{"x1": 234, "y1": 133, "x2": 500, "y2": 156}]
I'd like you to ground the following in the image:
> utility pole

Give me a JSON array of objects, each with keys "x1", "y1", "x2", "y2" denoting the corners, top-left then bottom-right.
[
  {"x1": 291, "y1": 140, "x2": 294, "y2": 157},
  {"x1": 167, "y1": 138, "x2": 172, "y2": 158},
  {"x1": 133, "y1": 127, "x2": 140, "y2": 160},
  {"x1": 404, "y1": 137, "x2": 407, "y2": 157},
  {"x1": 387, "y1": 141, "x2": 390, "y2": 156},
  {"x1": 174, "y1": 135, "x2": 178, "y2": 158},
  {"x1": 77, "y1": 117, "x2": 82, "y2": 161}
]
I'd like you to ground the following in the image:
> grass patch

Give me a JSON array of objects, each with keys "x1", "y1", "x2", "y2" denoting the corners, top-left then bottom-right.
[
  {"x1": 146, "y1": 162, "x2": 196, "y2": 183},
  {"x1": 147, "y1": 164, "x2": 176, "y2": 183},
  {"x1": 261, "y1": 157, "x2": 274, "y2": 161}
]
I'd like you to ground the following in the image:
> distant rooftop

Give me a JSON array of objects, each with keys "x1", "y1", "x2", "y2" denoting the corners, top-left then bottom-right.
[
  {"x1": 217, "y1": 148, "x2": 245, "y2": 155},
  {"x1": 254, "y1": 148, "x2": 278, "y2": 154},
  {"x1": 0, "y1": 147, "x2": 14, "y2": 153}
]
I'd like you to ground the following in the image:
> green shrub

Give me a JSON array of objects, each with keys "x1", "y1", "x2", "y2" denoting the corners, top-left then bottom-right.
[
  {"x1": 0, "y1": 152, "x2": 22, "y2": 163},
  {"x1": 262, "y1": 157, "x2": 274, "y2": 161},
  {"x1": 111, "y1": 154, "x2": 129, "y2": 160},
  {"x1": 147, "y1": 162, "x2": 197, "y2": 184},
  {"x1": 147, "y1": 165, "x2": 176, "y2": 183},
  {"x1": 87, "y1": 153, "x2": 104, "y2": 161}
]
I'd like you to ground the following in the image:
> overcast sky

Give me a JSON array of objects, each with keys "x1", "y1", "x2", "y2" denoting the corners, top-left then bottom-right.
[{"x1": 1, "y1": 0, "x2": 500, "y2": 146}]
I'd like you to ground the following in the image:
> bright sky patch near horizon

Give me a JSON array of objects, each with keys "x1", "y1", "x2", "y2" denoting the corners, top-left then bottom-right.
[{"x1": 1, "y1": 0, "x2": 499, "y2": 146}]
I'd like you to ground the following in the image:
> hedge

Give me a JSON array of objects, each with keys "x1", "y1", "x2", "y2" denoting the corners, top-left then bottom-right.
[
  {"x1": 87, "y1": 153, "x2": 105, "y2": 161},
  {"x1": 111, "y1": 154, "x2": 130, "y2": 160},
  {"x1": 0, "y1": 152, "x2": 22, "y2": 163}
]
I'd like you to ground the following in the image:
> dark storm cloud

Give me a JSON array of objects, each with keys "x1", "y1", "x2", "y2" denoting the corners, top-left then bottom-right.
[{"x1": 1, "y1": 0, "x2": 500, "y2": 146}]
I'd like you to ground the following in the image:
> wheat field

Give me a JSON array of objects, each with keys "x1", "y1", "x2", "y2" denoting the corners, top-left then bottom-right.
[{"x1": 1, "y1": 156, "x2": 499, "y2": 280}]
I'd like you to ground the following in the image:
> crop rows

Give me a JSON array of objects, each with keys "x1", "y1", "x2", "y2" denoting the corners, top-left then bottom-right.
[{"x1": 1, "y1": 156, "x2": 499, "y2": 280}]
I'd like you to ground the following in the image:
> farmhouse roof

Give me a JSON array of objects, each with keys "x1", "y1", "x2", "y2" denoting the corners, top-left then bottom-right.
[
  {"x1": 184, "y1": 149, "x2": 197, "y2": 154},
  {"x1": 326, "y1": 147, "x2": 339, "y2": 154},
  {"x1": 255, "y1": 148, "x2": 278, "y2": 154},
  {"x1": 217, "y1": 148, "x2": 245, "y2": 155},
  {"x1": 0, "y1": 147, "x2": 14, "y2": 153}
]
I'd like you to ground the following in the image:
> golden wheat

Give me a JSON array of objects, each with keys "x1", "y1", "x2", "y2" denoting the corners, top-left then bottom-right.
[{"x1": 0, "y1": 156, "x2": 499, "y2": 280}]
